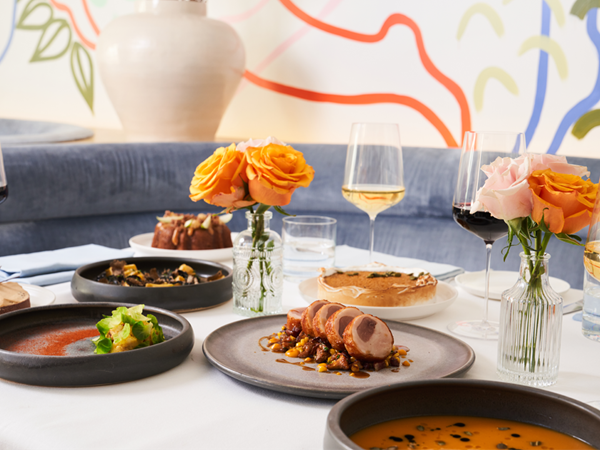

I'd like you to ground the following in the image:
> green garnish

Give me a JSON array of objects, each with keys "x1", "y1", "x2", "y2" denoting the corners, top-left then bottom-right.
[{"x1": 92, "y1": 305, "x2": 165, "y2": 354}]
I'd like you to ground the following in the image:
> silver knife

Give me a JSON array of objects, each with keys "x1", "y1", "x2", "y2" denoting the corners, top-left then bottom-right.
[{"x1": 563, "y1": 300, "x2": 583, "y2": 315}]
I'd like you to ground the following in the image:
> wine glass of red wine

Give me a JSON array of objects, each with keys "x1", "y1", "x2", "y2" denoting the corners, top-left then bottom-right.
[
  {"x1": 0, "y1": 145, "x2": 7, "y2": 205},
  {"x1": 450, "y1": 131, "x2": 525, "y2": 340}
]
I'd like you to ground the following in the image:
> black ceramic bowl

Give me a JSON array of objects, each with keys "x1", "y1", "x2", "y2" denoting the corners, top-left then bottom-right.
[
  {"x1": 0, "y1": 302, "x2": 194, "y2": 387},
  {"x1": 71, "y1": 257, "x2": 232, "y2": 312},
  {"x1": 324, "y1": 379, "x2": 600, "y2": 449}
]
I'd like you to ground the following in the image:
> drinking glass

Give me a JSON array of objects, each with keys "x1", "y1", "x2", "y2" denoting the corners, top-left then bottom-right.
[
  {"x1": 0, "y1": 145, "x2": 7, "y2": 206},
  {"x1": 450, "y1": 131, "x2": 525, "y2": 339},
  {"x1": 282, "y1": 216, "x2": 336, "y2": 282},
  {"x1": 342, "y1": 123, "x2": 404, "y2": 263},
  {"x1": 582, "y1": 194, "x2": 600, "y2": 341}
]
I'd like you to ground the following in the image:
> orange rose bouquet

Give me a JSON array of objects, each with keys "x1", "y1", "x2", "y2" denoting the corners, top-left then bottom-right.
[
  {"x1": 190, "y1": 137, "x2": 314, "y2": 315},
  {"x1": 190, "y1": 137, "x2": 314, "y2": 213}
]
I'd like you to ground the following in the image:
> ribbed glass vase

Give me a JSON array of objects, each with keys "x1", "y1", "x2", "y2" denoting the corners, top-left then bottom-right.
[
  {"x1": 232, "y1": 211, "x2": 283, "y2": 317},
  {"x1": 497, "y1": 252, "x2": 563, "y2": 387}
]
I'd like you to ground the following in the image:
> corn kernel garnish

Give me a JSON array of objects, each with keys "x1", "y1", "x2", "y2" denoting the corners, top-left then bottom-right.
[{"x1": 398, "y1": 349, "x2": 407, "y2": 356}]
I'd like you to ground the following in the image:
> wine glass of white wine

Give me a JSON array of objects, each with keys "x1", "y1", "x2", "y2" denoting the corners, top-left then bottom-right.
[{"x1": 342, "y1": 123, "x2": 405, "y2": 262}]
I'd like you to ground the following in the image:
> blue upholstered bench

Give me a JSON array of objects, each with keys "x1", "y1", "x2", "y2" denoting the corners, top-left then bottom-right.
[{"x1": 1, "y1": 142, "x2": 597, "y2": 288}]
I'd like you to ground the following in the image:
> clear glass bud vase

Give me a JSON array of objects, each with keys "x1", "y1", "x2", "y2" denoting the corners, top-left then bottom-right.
[
  {"x1": 232, "y1": 211, "x2": 283, "y2": 316},
  {"x1": 497, "y1": 252, "x2": 563, "y2": 387}
]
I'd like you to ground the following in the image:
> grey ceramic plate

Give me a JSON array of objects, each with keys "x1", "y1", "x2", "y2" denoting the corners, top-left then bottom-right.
[
  {"x1": 0, "y1": 303, "x2": 194, "y2": 387},
  {"x1": 203, "y1": 315, "x2": 475, "y2": 399},
  {"x1": 0, "y1": 118, "x2": 93, "y2": 144}
]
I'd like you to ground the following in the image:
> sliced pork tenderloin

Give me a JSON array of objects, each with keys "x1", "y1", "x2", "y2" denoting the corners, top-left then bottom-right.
[
  {"x1": 342, "y1": 314, "x2": 394, "y2": 362},
  {"x1": 325, "y1": 306, "x2": 363, "y2": 352}
]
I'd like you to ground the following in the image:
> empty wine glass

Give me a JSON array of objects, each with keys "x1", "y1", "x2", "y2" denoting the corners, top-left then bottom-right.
[
  {"x1": 449, "y1": 131, "x2": 525, "y2": 339},
  {"x1": 342, "y1": 123, "x2": 404, "y2": 263},
  {"x1": 0, "y1": 145, "x2": 7, "y2": 206}
]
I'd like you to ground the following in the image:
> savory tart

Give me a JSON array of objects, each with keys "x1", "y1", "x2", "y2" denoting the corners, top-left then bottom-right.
[
  {"x1": 317, "y1": 262, "x2": 438, "y2": 307},
  {"x1": 0, "y1": 282, "x2": 31, "y2": 315}
]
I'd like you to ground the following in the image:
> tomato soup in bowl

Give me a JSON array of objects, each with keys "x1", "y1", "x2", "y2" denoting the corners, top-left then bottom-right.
[{"x1": 324, "y1": 380, "x2": 600, "y2": 450}]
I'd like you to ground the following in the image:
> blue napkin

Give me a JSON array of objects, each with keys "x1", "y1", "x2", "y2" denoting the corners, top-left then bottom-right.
[
  {"x1": 335, "y1": 245, "x2": 464, "y2": 281},
  {"x1": 0, "y1": 244, "x2": 135, "y2": 286}
]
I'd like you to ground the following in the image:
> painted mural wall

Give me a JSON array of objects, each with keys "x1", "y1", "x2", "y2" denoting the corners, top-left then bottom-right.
[{"x1": 0, "y1": 0, "x2": 600, "y2": 157}]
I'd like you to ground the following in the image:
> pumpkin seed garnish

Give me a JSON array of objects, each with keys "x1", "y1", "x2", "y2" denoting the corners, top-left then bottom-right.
[
  {"x1": 416, "y1": 425, "x2": 425, "y2": 431},
  {"x1": 435, "y1": 442, "x2": 446, "y2": 446},
  {"x1": 530, "y1": 441, "x2": 542, "y2": 447},
  {"x1": 464, "y1": 431, "x2": 473, "y2": 436},
  {"x1": 498, "y1": 427, "x2": 510, "y2": 430}
]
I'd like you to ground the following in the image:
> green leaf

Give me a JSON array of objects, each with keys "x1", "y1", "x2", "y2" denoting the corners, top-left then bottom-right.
[
  {"x1": 112, "y1": 323, "x2": 131, "y2": 345},
  {"x1": 92, "y1": 336, "x2": 113, "y2": 354},
  {"x1": 17, "y1": 0, "x2": 53, "y2": 30},
  {"x1": 132, "y1": 321, "x2": 151, "y2": 341},
  {"x1": 556, "y1": 233, "x2": 585, "y2": 246},
  {"x1": 273, "y1": 205, "x2": 295, "y2": 217},
  {"x1": 30, "y1": 18, "x2": 71, "y2": 62},
  {"x1": 70, "y1": 42, "x2": 94, "y2": 112},
  {"x1": 147, "y1": 314, "x2": 165, "y2": 344}
]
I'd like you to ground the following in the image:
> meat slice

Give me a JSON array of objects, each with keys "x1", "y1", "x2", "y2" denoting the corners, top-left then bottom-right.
[
  {"x1": 312, "y1": 302, "x2": 344, "y2": 341},
  {"x1": 325, "y1": 307, "x2": 363, "y2": 352},
  {"x1": 286, "y1": 307, "x2": 306, "y2": 331},
  {"x1": 300, "y1": 300, "x2": 329, "y2": 337},
  {"x1": 343, "y1": 314, "x2": 394, "y2": 362}
]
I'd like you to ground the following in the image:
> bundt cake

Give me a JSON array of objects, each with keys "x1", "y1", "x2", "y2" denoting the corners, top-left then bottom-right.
[{"x1": 151, "y1": 211, "x2": 233, "y2": 250}]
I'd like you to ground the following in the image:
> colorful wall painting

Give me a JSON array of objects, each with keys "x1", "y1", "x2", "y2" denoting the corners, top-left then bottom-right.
[{"x1": 0, "y1": 0, "x2": 600, "y2": 158}]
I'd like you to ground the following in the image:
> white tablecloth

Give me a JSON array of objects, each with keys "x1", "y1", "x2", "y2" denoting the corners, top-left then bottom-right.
[{"x1": 1, "y1": 253, "x2": 599, "y2": 450}]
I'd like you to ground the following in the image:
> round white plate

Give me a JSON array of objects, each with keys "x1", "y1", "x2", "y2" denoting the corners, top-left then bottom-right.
[
  {"x1": 455, "y1": 270, "x2": 571, "y2": 300},
  {"x1": 298, "y1": 277, "x2": 458, "y2": 321},
  {"x1": 129, "y1": 232, "x2": 237, "y2": 262},
  {"x1": 18, "y1": 283, "x2": 56, "y2": 307}
]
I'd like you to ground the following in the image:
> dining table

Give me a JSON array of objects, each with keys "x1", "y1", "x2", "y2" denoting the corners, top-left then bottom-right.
[{"x1": 1, "y1": 246, "x2": 599, "y2": 450}]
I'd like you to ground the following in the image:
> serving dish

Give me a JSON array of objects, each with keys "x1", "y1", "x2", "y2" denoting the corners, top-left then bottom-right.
[
  {"x1": 203, "y1": 315, "x2": 474, "y2": 399},
  {"x1": 324, "y1": 379, "x2": 600, "y2": 449},
  {"x1": 71, "y1": 257, "x2": 232, "y2": 312},
  {"x1": 299, "y1": 278, "x2": 458, "y2": 320},
  {"x1": 455, "y1": 270, "x2": 570, "y2": 300},
  {"x1": 0, "y1": 303, "x2": 194, "y2": 387},
  {"x1": 129, "y1": 232, "x2": 237, "y2": 262}
]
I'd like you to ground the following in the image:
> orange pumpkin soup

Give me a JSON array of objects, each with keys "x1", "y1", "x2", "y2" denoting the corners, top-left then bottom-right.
[{"x1": 350, "y1": 416, "x2": 594, "y2": 450}]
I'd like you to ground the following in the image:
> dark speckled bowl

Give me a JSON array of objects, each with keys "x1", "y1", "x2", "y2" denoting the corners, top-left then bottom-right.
[
  {"x1": 71, "y1": 257, "x2": 232, "y2": 312},
  {"x1": 324, "y1": 379, "x2": 600, "y2": 449}
]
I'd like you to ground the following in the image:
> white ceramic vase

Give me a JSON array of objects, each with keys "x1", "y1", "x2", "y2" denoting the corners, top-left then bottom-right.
[{"x1": 97, "y1": 0, "x2": 245, "y2": 142}]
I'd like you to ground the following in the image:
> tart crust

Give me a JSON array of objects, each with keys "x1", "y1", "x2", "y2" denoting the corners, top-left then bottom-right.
[{"x1": 317, "y1": 262, "x2": 437, "y2": 307}]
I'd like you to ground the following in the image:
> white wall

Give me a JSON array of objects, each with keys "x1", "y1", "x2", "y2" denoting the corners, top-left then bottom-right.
[{"x1": 1, "y1": 0, "x2": 599, "y2": 157}]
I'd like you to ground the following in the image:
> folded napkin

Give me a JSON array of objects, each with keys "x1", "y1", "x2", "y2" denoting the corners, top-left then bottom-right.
[
  {"x1": 334, "y1": 245, "x2": 464, "y2": 281},
  {"x1": 0, "y1": 244, "x2": 135, "y2": 286}
]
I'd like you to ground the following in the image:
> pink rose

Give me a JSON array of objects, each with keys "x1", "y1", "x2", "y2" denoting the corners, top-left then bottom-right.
[
  {"x1": 471, "y1": 153, "x2": 591, "y2": 221},
  {"x1": 529, "y1": 154, "x2": 590, "y2": 178},
  {"x1": 471, "y1": 155, "x2": 533, "y2": 220}
]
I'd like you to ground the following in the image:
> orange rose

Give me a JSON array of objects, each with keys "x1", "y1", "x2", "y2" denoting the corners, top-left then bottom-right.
[
  {"x1": 245, "y1": 143, "x2": 315, "y2": 206},
  {"x1": 528, "y1": 169, "x2": 598, "y2": 234},
  {"x1": 189, "y1": 144, "x2": 256, "y2": 209}
]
